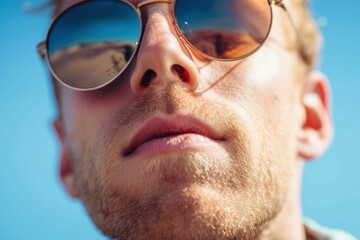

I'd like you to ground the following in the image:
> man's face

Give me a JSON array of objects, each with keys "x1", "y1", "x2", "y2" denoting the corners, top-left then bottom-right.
[{"x1": 55, "y1": 0, "x2": 312, "y2": 239}]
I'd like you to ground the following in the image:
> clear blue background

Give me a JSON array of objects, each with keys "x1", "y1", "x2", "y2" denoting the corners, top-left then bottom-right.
[{"x1": 1, "y1": 0, "x2": 359, "y2": 239}]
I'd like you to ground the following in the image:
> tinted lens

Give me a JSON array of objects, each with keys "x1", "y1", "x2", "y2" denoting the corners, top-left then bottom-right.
[
  {"x1": 47, "y1": 0, "x2": 140, "y2": 90},
  {"x1": 175, "y1": 0, "x2": 272, "y2": 59}
]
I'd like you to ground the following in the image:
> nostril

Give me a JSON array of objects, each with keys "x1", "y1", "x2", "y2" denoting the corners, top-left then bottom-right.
[
  {"x1": 141, "y1": 69, "x2": 157, "y2": 88},
  {"x1": 171, "y1": 64, "x2": 190, "y2": 83}
]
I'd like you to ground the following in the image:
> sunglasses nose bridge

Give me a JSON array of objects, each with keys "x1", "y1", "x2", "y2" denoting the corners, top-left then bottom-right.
[
  {"x1": 129, "y1": 11, "x2": 200, "y2": 96},
  {"x1": 135, "y1": 0, "x2": 190, "y2": 58}
]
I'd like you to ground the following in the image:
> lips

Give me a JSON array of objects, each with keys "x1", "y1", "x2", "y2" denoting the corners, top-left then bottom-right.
[{"x1": 123, "y1": 115, "x2": 225, "y2": 157}]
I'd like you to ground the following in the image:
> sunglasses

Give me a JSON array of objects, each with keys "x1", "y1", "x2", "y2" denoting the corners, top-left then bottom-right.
[{"x1": 37, "y1": 0, "x2": 307, "y2": 91}]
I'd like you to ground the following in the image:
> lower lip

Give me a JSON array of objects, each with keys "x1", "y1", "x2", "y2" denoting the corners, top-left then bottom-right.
[{"x1": 125, "y1": 134, "x2": 222, "y2": 158}]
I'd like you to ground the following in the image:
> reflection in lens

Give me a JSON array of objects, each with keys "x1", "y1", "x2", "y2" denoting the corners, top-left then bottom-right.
[
  {"x1": 47, "y1": 0, "x2": 140, "y2": 90},
  {"x1": 175, "y1": 0, "x2": 271, "y2": 59}
]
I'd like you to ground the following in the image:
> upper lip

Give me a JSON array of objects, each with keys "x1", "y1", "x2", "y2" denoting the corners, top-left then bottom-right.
[{"x1": 123, "y1": 115, "x2": 225, "y2": 156}]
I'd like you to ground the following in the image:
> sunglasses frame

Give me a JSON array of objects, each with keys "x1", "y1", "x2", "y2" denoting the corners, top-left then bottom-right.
[{"x1": 37, "y1": 0, "x2": 309, "y2": 91}]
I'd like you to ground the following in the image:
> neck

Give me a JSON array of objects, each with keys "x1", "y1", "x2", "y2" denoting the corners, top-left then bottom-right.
[{"x1": 256, "y1": 162, "x2": 306, "y2": 240}]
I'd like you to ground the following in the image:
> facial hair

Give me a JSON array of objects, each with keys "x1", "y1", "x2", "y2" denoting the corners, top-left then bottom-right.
[{"x1": 66, "y1": 82, "x2": 295, "y2": 240}]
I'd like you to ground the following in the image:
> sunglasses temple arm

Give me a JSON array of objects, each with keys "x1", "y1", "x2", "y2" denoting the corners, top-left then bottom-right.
[
  {"x1": 272, "y1": 0, "x2": 311, "y2": 65},
  {"x1": 37, "y1": 41, "x2": 47, "y2": 60}
]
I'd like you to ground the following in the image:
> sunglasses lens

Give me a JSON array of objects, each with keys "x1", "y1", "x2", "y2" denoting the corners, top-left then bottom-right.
[
  {"x1": 175, "y1": 0, "x2": 271, "y2": 59},
  {"x1": 47, "y1": 0, "x2": 140, "y2": 90}
]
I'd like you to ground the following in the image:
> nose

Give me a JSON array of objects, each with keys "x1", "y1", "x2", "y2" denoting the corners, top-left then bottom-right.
[{"x1": 130, "y1": 11, "x2": 200, "y2": 96}]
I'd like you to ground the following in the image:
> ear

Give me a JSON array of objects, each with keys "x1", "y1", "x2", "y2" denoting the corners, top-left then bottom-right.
[
  {"x1": 53, "y1": 119, "x2": 79, "y2": 198},
  {"x1": 297, "y1": 71, "x2": 333, "y2": 160}
]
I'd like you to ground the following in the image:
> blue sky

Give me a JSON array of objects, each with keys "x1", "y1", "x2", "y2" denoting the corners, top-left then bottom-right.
[{"x1": 1, "y1": 0, "x2": 359, "y2": 239}]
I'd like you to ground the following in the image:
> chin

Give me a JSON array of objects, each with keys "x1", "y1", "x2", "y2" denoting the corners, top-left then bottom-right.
[
  {"x1": 79, "y1": 150, "x2": 285, "y2": 240},
  {"x1": 98, "y1": 184, "x2": 254, "y2": 240}
]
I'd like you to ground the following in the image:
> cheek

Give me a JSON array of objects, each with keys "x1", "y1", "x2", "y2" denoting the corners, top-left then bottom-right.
[
  {"x1": 205, "y1": 48, "x2": 296, "y2": 124},
  {"x1": 202, "y1": 47, "x2": 300, "y2": 165},
  {"x1": 59, "y1": 85, "x2": 134, "y2": 142},
  {"x1": 60, "y1": 90, "x2": 100, "y2": 140},
  {"x1": 247, "y1": 52, "x2": 295, "y2": 116}
]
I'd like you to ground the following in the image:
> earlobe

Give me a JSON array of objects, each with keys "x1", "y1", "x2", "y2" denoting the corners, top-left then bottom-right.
[
  {"x1": 53, "y1": 119, "x2": 79, "y2": 199},
  {"x1": 297, "y1": 71, "x2": 333, "y2": 160}
]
